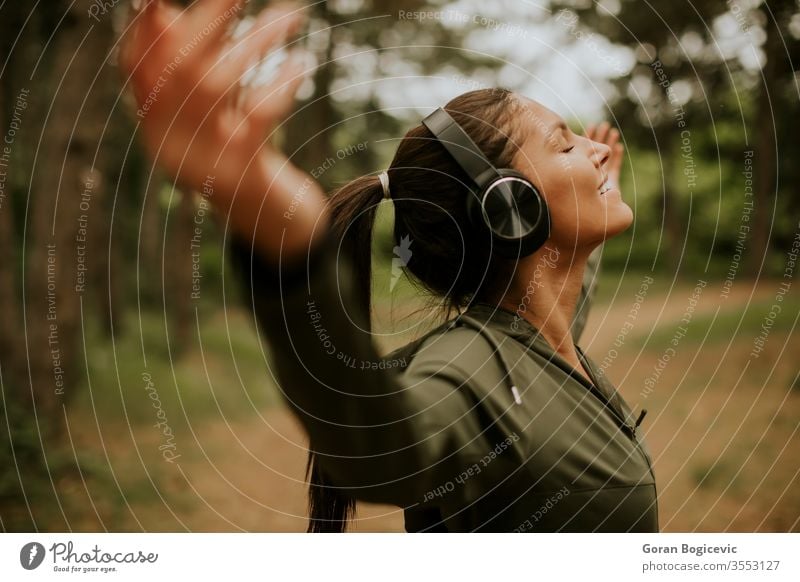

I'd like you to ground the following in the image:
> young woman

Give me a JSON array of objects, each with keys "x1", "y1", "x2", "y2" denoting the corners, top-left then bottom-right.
[{"x1": 121, "y1": 0, "x2": 657, "y2": 532}]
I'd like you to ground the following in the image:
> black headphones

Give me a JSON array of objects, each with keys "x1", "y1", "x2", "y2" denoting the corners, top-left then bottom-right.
[{"x1": 422, "y1": 107, "x2": 550, "y2": 258}]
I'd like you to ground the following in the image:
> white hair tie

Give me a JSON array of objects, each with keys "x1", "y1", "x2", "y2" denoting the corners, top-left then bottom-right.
[{"x1": 378, "y1": 171, "x2": 391, "y2": 199}]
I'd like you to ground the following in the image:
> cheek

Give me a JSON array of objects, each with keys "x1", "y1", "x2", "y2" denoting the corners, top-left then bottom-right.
[
  {"x1": 542, "y1": 177, "x2": 599, "y2": 227},
  {"x1": 542, "y1": 193, "x2": 586, "y2": 242}
]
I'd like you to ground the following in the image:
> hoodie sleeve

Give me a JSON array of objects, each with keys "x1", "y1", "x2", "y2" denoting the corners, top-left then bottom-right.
[{"x1": 230, "y1": 227, "x2": 492, "y2": 508}]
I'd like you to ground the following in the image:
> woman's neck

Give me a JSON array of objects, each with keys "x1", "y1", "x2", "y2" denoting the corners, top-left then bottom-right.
[{"x1": 496, "y1": 244, "x2": 592, "y2": 381}]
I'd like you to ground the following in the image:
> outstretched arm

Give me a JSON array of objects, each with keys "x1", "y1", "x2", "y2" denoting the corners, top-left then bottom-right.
[
  {"x1": 120, "y1": 0, "x2": 503, "y2": 509},
  {"x1": 120, "y1": 0, "x2": 328, "y2": 261}
]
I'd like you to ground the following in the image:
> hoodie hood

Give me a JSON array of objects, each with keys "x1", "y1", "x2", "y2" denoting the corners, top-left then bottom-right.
[
  {"x1": 384, "y1": 299, "x2": 643, "y2": 434},
  {"x1": 460, "y1": 301, "x2": 644, "y2": 434},
  {"x1": 464, "y1": 301, "x2": 551, "y2": 348}
]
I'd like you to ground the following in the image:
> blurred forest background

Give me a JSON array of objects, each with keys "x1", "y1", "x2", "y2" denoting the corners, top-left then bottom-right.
[{"x1": 1, "y1": 0, "x2": 798, "y2": 532}]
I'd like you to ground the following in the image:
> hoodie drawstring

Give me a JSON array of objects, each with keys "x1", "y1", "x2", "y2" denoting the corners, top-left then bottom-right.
[{"x1": 448, "y1": 315, "x2": 522, "y2": 405}]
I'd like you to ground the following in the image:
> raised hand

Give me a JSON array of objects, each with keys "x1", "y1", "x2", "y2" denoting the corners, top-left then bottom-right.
[
  {"x1": 119, "y1": 0, "x2": 328, "y2": 260},
  {"x1": 585, "y1": 122, "x2": 624, "y2": 191}
]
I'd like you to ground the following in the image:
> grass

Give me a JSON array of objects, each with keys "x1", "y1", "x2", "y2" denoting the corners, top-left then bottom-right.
[
  {"x1": 633, "y1": 293, "x2": 800, "y2": 348},
  {"x1": 73, "y1": 306, "x2": 281, "y2": 430}
]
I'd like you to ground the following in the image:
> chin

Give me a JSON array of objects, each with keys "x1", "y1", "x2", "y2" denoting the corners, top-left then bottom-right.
[
  {"x1": 552, "y1": 197, "x2": 634, "y2": 249},
  {"x1": 602, "y1": 203, "x2": 634, "y2": 240}
]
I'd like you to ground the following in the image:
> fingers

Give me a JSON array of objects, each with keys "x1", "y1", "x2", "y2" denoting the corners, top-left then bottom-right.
[
  {"x1": 125, "y1": 0, "x2": 233, "y2": 69},
  {"x1": 243, "y1": 7, "x2": 305, "y2": 70},
  {"x1": 186, "y1": 0, "x2": 246, "y2": 57},
  {"x1": 185, "y1": 0, "x2": 300, "y2": 64},
  {"x1": 585, "y1": 122, "x2": 622, "y2": 152},
  {"x1": 606, "y1": 126, "x2": 623, "y2": 160},
  {"x1": 242, "y1": 55, "x2": 308, "y2": 131},
  {"x1": 119, "y1": 0, "x2": 159, "y2": 74},
  {"x1": 611, "y1": 142, "x2": 624, "y2": 167},
  {"x1": 606, "y1": 127, "x2": 620, "y2": 150},
  {"x1": 123, "y1": 0, "x2": 245, "y2": 116},
  {"x1": 594, "y1": 121, "x2": 611, "y2": 144},
  {"x1": 120, "y1": 0, "x2": 181, "y2": 89},
  {"x1": 224, "y1": 5, "x2": 305, "y2": 77}
]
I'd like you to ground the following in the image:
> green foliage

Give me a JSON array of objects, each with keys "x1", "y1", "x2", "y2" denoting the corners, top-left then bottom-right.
[
  {"x1": 632, "y1": 294, "x2": 800, "y2": 348},
  {"x1": 72, "y1": 307, "x2": 281, "y2": 429},
  {"x1": 0, "y1": 400, "x2": 45, "y2": 501}
]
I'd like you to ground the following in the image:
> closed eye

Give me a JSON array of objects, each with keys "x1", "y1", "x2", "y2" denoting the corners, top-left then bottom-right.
[{"x1": 561, "y1": 145, "x2": 574, "y2": 153}]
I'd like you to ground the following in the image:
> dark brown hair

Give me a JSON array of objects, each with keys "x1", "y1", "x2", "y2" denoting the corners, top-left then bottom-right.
[{"x1": 305, "y1": 88, "x2": 526, "y2": 532}]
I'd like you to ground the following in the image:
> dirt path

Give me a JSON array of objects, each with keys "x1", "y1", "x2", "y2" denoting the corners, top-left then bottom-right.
[{"x1": 582, "y1": 277, "x2": 778, "y2": 349}]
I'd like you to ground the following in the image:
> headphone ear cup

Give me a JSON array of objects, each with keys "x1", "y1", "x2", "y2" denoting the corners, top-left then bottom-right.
[
  {"x1": 513, "y1": 199, "x2": 550, "y2": 257},
  {"x1": 475, "y1": 169, "x2": 550, "y2": 258}
]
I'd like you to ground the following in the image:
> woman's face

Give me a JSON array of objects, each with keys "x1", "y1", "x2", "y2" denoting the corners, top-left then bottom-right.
[{"x1": 511, "y1": 97, "x2": 633, "y2": 250}]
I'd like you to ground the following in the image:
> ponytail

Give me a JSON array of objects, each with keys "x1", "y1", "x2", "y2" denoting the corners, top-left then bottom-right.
[
  {"x1": 328, "y1": 175, "x2": 386, "y2": 312},
  {"x1": 305, "y1": 174, "x2": 385, "y2": 533},
  {"x1": 303, "y1": 89, "x2": 523, "y2": 532}
]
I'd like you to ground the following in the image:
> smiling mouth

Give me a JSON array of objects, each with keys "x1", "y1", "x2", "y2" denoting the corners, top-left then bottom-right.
[{"x1": 599, "y1": 178, "x2": 612, "y2": 195}]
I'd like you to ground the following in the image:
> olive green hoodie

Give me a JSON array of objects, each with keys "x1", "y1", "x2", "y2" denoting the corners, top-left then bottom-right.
[{"x1": 232, "y1": 229, "x2": 658, "y2": 532}]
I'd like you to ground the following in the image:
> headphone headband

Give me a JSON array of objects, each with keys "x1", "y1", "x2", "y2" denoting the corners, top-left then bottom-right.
[{"x1": 421, "y1": 108, "x2": 499, "y2": 190}]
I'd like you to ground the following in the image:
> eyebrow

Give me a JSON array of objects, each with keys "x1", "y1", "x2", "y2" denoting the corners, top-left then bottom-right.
[{"x1": 544, "y1": 120, "x2": 569, "y2": 146}]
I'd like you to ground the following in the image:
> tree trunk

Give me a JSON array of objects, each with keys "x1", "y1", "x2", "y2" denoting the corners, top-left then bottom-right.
[
  {"x1": 89, "y1": 81, "x2": 131, "y2": 338},
  {"x1": 748, "y1": 3, "x2": 780, "y2": 276},
  {"x1": 0, "y1": 0, "x2": 29, "y2": 405},
  {"x1": 24, "y1": 0, "x2": 116, "y2": 429},
  {"x1": 0, "y1": 63, "x2": 20, "y2": 390},
  {"x1": 284, "y1": 1, "x2": 337, "y2": 189}
]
